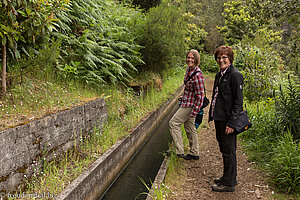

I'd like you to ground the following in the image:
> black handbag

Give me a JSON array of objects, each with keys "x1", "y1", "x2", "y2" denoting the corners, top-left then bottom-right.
[
  {"x1": 201, "y1": 89, "x2": 209, "y2": 109},
  {"x1": 227, "y1": 110, "x2": 252, "y2": 134}
]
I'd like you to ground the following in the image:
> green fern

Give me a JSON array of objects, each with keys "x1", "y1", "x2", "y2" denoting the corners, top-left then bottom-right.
[{"x1": 53, "y1": 0, "x2": 144, "y2": 85}]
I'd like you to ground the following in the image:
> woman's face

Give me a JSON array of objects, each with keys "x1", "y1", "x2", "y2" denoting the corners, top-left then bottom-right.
[
  {"x1": 216, "y1": 54, "x2": 231, "y2": 71},
  {"x1": 186, "y1": 53, "x2": 196, "y2": 69}
]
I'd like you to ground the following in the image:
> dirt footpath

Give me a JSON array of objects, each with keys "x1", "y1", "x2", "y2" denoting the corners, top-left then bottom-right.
[{"x1": 167, "y1": 77, "x2": 274, "y2": 200}]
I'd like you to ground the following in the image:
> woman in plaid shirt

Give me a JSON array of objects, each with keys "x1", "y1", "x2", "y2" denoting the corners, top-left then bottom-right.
[{"x1": 169, "y1": 49, "x2": 205, "y2": 160}]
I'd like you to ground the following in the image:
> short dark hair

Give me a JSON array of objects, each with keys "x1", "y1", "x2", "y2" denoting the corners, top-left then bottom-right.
[
  {"x1": 187, "y1": 49, "x2": 200, "y2": 66},
  {"x1": 214, "y1": 46, "x2": 234, "y2": 64}
]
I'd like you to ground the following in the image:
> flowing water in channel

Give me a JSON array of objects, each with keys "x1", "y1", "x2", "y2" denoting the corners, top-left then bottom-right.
[{"x1": 99, "y1": 103, "x2": 179, "y2": 200}]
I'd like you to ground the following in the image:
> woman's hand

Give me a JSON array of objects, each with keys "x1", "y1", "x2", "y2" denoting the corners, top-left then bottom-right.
[{"x1": 225, "y1": 126, "x2": 234, "y2": 135}]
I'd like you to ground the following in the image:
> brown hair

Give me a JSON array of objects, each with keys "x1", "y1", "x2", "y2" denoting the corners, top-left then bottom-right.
[
  {"x1": 187, "y1": 49, "x2": 200, "y2": 66},
  {"x1": 214, "y1": 46, "x2": 234, "y2": 64}
]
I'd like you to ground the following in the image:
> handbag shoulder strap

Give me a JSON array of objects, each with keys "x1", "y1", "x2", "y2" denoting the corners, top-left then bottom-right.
[
  {"x1": 185, "y1": 70, "x2": 207, "y2": 96},
  {"x1": 184, "y1": 70, "x2": 200, "y2": 85},
  {"x1": 204, "y1": 82, "x2": 207, "y2": 97}
]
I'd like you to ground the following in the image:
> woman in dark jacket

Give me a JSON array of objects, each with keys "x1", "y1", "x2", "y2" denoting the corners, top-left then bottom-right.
[{"x1": 209, "y1": 46, "x2": 244, "y2": 192}]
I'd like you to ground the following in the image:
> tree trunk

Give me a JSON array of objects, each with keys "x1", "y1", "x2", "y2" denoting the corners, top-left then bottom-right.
[{"x1": 1, "y1": 45, "x2": 7, "y2": 97}]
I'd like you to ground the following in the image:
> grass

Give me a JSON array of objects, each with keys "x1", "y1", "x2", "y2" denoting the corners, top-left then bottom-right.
[
  {"x1": 8, "y1": 66, "x2": 186, "y2": 198},
  {"x1": 136, "y1": 178, "x2": 172, "y2": 200},
  {"x1": 269, "y1": 132, "x2": 300, "y2": 194},
  {"x1": 0, "y1": 78, "x2": 99, "y2": 131},
  {"x1": 238, "y1": 98, "x2": 300, "y2": 197}
]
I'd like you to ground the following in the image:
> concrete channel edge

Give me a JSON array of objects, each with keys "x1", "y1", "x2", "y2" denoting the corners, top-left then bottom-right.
[
  {"x1": 145, "y1": 156, "x2": 170, "y2": 200},
  {"x1": 55, "y1": 85, "x2": 184, "y2": 200}
]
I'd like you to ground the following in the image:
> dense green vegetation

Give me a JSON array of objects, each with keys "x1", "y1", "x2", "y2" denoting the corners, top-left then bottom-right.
[{"x1": 0, "y1": 0, "x2": 299, "y2": 198}]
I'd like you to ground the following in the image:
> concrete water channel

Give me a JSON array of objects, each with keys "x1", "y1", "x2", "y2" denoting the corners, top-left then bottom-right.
[
  {"x1": 56, "y1": 86, "x2": 183, "y2": 200},
  {"x1": 99, "y1": 103, "x2": 178, "y2": 200}
]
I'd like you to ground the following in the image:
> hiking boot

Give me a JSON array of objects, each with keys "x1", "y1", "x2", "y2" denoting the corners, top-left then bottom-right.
[
  {"x1": 183, "y1": 154, "x2": 199, "y2": 160},
  {"x1": 214, "y1": 177, "x2": 223, "y2": 185},
  {"x1": 211, "y1": 184, "x2": 235, "y2": 192},
  {"x1": 214, "y1": 177, "x2": 238, "y2": 186}
]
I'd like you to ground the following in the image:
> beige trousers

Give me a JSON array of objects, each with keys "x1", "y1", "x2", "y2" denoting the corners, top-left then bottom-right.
[{"x1": 169, "y1": 107, "x2": 199, "y2": 156}]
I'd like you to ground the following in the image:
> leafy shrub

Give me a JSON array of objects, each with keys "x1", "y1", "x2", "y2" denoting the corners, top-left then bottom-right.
[
  {"x1": 267, "y1": 132, "x2": 300, "y2": 193},
  {"x1": 10, "y1": 38, "x2": 61, "y2": 85},
  {"x1": 233, "y1": 44, "x2": 284, "y2": 101},
  {"x1": 275, "y1": 75, "x2": 300, "y2": 141},
  {"x1": 199, "y1": 52, "x2": 218, "y2": 73},
  {"x1": 218, "y1": 0, "x2": 284, "y2": 49},
  {"x1": 131, "y1": 0, "x2": 161, "y2": 10},
  {"x1": 184, "y1": 12, "x2": 207, "y2": 51},
  {"x1": 134, "y1": 0, "x2": 188, "y2": 72},
  {"x1": 218, "y1": 0, "x2": 258, "y2": 45},
  {"x1": 57, "y1": 61, "x2": 80, "y2": 82}
]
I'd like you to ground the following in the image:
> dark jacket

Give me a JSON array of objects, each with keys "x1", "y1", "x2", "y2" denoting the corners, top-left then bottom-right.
[{"x1": 208, "y1": 65, "x2": 244, "y2": 124}]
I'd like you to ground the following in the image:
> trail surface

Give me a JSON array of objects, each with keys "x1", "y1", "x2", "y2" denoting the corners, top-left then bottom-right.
[{"x1": 167, "y1": 77, "x2": 274, "y2": 200}]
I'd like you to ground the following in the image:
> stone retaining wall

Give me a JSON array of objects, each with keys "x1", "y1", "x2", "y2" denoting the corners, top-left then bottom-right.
[{"x1": 0, "y1": 98, "x2": 107, "y2": 193}]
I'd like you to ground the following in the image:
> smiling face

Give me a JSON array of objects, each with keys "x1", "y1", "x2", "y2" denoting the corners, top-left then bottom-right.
[
  {"x1": 186, "y1": 53, "x2": 196, "y2": 69},
  {"x1": 216, "y1": 54, "x2": 231, "y2": 71},
  {"x1": 214, "y1": 46, "x2": 234, "y2": 71}
]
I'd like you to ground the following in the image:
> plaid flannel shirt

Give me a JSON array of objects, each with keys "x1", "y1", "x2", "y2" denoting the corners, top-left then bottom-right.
[{"x1": 181, "y1": 66, "x2": 205, "y2": 117}]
